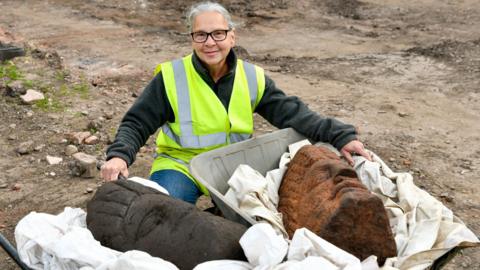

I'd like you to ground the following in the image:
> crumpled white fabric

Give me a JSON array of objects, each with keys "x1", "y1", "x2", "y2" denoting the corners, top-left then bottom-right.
[
  {"x1": 353, "y1": 151, "x2": 480, "y2": 269},
  {"x1": 15, "y1": 209, "x2": 178, "y2": 270},
  {"x1": 199, "y1": 224, "x2": 373, "y2": 270},
  {"x1": 193, "y1": 260, "x2": 252, "y2": 270},
  {"x1": 128, "y1": 176, "x2": 170, "y2": 195},
  {"x1": 97, "y1": 250, "x2": 178, "y2": 270},
  {"x1": 284, "y1": 227, "x2": 363, "y2": 270},
  {"x1": 239, "y1": 223, "x2": 289, "y2": 268},
  {"x1": 225, "y1": 164, "x2": 288, "y2": 238}
]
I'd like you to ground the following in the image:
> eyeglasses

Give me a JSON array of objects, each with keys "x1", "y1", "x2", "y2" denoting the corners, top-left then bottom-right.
[{"x1": 190, "y1": 29, "x2": 231, "y2": 43}]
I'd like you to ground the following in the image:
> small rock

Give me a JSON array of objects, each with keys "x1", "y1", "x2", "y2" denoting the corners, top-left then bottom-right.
[
  {"x1": 398, "y1": 112, "x2": 408, "y2": 117},
  {"x1": 106, "y1": 134, "x2": 114, "y2": 144},
  {"x1": 9, "y1": 123, "x2": 16, "y2": 129},
  {"x1": 66, "y1": 131, "x2": 91, "y2": 145},
  {"x1": 49, "y1": 171, "x2": 56, "y2": 177},
  {"x1": 84, "y1": 135, "x2": 99, "y2": 145},
  {"x1": 60, "y1": 138, "x2": 68, "y2": 144},
  {"x1": 81, "y1": 110, "x2": 89, "y2": 116},
  {"x1": 48, "y1": 114, "x2": 60, "y2": 120},
  {"x1": 86, "y1": 187, "x2": 94, "y2": 193},
  {"x1": 46, "y1": 155, "x2": 63, "y2": 165},
  {"x1": 16, "y1": 140, "x2": 35, "y2": 155},
  {"x1": 403, "y1": 159, "x2": 412, "y2": 166},
  {"x1": 440, "y1": 192, "x2": 454, "y2": 202},
  {"x1": 20, "y1": 89, "x2": 45, "y2": 104},
  {"x1": 34, "y1": 144, "x2": 46, "y2": 152},
  {"x1": 104, "y1": 112, "x2": 114, "y2": 119},
  {"x1": 72, "y1": 152, "x2": 97, "y2": 178},
  {"x1": 5, "y1": 80, "x2": 26, "y2": 97},
  {"x1": 107, "y1": 101, "x2": 114, "y2": 105},
  {"x1": 389, "y1": 157, "x2": 396, "y2": 162},
  {"x1": 65, "y1": 145, "x2": 78, "y2": 156},
  {"x1": 0, "y1": 183, "x2": 8, "y2": 189},
  {"x1": 87, "y1": 119, "x2": 103, "y2": 131},
  {"x1": 26, "y1": 111, "x2": 34, "y2": 117},
  {"x1": 12, "y1": 183, "x2": 21, "y2": 191},
  {"x1": 7, "y1": 135, "x2": 16, "y2": 140}
]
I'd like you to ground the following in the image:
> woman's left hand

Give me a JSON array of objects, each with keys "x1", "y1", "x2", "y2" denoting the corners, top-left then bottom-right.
[{"x1": 340, "y1": 140, "x2": 371, "y2": 166}]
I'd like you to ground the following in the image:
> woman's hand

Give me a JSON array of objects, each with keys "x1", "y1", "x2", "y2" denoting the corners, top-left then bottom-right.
[
  {"x1": 101, "y1": 157, "x2": 129, "y2": 181},
  {"x1": 340, "y1": 140, "x2": 371, "y2": 166}
]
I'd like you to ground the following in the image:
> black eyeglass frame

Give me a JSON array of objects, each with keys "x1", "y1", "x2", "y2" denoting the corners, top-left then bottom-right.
[{"x1": 190, "y1": 29, "x2": 232, "y2": 43}]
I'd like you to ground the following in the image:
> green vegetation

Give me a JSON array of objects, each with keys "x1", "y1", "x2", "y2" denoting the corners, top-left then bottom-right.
[
  {"x1": 22, "y1": 79, "x2": 34, "y2": 88},
  {"x1": 34, "y1": 97, "x2": 65, "y2": 112},
  {"x1": 0, "y1": 61, "x2": 23, "y2": 82},
  {"x1": 72, "y1": 81, "x2": 90, "y2": 99},
  {"x1": 71, "y1": 74, "x2": 90, "y2": 99},
  {"x1": 59, "y1": 84, "x2": 70, "y2": 96},
  {"x1": 2, "y1": 60, "x2": 91, "y2": 112},
  {"x1": 55, "y1": 69, "x2": 70, "y2": 82}
]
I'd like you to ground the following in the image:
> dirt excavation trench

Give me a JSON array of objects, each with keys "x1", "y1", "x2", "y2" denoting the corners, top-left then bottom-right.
[{"x1": 0, "y1": 0, "x2": 479, "y2": 269}]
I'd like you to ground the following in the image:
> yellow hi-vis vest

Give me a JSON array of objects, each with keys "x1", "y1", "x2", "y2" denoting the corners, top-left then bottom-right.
[{"x1": 151, "y1": 54, "x2": 265, "y2": 194}]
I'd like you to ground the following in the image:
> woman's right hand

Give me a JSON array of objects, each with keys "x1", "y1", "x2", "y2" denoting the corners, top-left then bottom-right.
[{"x1": 101, "y1": 157, "x2": 129, "y2": 181}]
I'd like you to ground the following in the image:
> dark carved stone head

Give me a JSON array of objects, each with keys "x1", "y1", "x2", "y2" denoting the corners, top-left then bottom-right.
[{"x1": 87, "y1": 180, "x2": 247, "y2": 270}]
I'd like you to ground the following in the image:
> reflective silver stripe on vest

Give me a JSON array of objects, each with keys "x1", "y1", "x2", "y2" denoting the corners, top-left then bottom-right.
[
  {"x1": 172, "y1": 59, "x2": 194, "y2": 140},
  {"x1": 242, "y1": 61, "x2": 258, "y2": 108},
  {"x1": 230, "y1": 133, "x2": 252, "y2": 143},
  {"x1": 156, "y1": 153, "x2": 189, "y2": 165},
  {"x1": 162, "y1": 120, "x2": 228, "y2": 148},
  {"x1": 162, "y1": 124, "x2": 179, "y2": 143}
]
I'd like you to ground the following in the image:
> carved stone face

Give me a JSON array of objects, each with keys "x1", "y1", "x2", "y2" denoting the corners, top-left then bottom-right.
[
  {"x1": 301, "y1": 158, "x2": 371, "y2": 226},
  {"x1": 278, "y1": 145, "x2": 397, "y2": 265}
]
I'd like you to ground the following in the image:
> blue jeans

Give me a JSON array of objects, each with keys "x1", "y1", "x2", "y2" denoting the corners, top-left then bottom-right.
[{"x1": 150, "y1": 170, "x2": 201, "y2": 204}]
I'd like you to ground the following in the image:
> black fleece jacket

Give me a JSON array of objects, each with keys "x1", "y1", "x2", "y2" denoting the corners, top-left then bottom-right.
[{"x1": 107, "y1": 50, "x2": 357, "y2": 166}]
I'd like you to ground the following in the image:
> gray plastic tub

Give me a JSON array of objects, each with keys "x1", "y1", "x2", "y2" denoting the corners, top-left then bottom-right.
[{"x1": 190, "y1": 128, "x2": 308, "y2": 227}]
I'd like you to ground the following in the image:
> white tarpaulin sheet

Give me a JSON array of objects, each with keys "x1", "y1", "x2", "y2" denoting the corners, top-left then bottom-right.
[{"x1": 14, "y1": 207, "x2": 178, "y2": 270}]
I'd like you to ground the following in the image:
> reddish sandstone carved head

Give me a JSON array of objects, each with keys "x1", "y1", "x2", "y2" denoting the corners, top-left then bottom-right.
[{"x1": 278, "y1": 145, "x2": 397, "y2": 265}]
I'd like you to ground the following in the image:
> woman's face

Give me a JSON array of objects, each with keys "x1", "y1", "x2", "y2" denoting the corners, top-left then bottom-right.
[{"x1": 191, "y1": 11, "x2": 235, "y2": 69}]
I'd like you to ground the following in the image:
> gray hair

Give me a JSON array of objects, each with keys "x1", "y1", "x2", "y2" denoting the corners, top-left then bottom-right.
[{"x1": 185, "y1": 1, "x2": 236, "y2": 32}]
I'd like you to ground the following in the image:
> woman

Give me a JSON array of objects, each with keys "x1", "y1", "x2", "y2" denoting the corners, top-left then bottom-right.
[{"x1": 101, "y1": 1, "x2": 370, "y2": 204}]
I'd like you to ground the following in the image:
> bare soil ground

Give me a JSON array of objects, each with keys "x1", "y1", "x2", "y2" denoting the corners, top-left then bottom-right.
[{"x1": 1, "y1": 0, "x2": 479, "y2": 269}]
